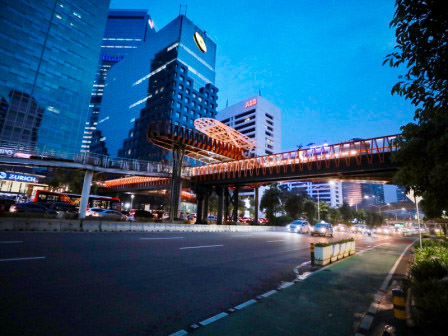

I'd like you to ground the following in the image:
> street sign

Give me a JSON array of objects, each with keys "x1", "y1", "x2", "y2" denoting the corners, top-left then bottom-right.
[{"x1": 406, "y1": 189, "x2": 423, "y2": 204}]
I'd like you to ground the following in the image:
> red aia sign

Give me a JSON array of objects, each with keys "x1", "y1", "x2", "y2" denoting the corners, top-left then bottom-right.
[{"x1": 245, "y1": 98, "x2": 257, "y2": 108}]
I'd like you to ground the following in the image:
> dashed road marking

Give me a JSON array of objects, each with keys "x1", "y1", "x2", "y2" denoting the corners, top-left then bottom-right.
[
  {"x1": 169, "y1": 330, "x2": 188, "y2": 336},
  {"x1": 179, "y1": 244, "x2": 223, "y2": 250},
  {"x1": 261, "y1": 290, "x2": 277, "y2": 298},
  {"x1": 199, "y1": 312, "x2": 228, "y2": 326},
  {"x1": 235, "y1": 299, "x2": 256, "y2": 310},
  {"x1": 139, "y1": 237, "x2": 184, "y2": 240},
  {"x1": 266, "y1": 240, "x2": 286, "y2": 243},
  {"x1": 0, "y1": 256, "x2": 46, "y2": 262}
]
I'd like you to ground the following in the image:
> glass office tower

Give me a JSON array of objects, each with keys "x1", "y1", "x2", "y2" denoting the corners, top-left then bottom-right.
[
  {"x1": 83, "y1": 9, "x2": 156, "y2": 154},
  {"x1": 0, "y1": 0, "x2": 109, "y2": 154},
  {"x1": 98, "y1": 15, "x2": 218, "y2": 161}
]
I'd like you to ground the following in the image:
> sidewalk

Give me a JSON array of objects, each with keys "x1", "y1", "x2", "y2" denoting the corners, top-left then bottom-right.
[{"x1": 184, "y1": 240, "x2": 414, "y2": 336}]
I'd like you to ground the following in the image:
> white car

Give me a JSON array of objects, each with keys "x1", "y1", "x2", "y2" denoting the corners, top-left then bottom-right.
[
  {"x1": 287, "y1": 220, "x2": 311, "y2": 234},
  {"x1": 86, "y1": 208, "x2": 104, "y2": 217}
]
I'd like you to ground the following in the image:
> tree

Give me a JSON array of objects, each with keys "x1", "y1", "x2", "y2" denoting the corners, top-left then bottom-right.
[
  {"x1": 318, "y1": 201, "x2": 331, "y2": 221},
  {"x1": 260, "y1": 184, "x2": 282, "y2": 221},
  {"x1": 303, "y1": 199, "x2": 317, "y2": 225},
  {"x1": 384, "y1": 0, "x2": 448, "y2": 217},
  {"x1": 339, "y1": 203, "x2": 353, "y2": 223},
  {"x1": 284, "y1": 193, "x2": 306, "y2": 218},
  {"x1": 328, "y1": 207, "x2": 342, "y2": 224}
]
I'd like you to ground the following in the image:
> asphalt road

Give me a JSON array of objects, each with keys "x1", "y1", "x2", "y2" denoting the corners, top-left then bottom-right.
[{"x1": 0, "y1": 230, "x2": 394, "y2": 336}]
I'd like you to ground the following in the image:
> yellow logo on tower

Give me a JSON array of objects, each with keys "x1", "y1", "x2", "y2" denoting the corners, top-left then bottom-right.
[{"x1": 193, "y1": 32, "x2": 207, "y2": 53}]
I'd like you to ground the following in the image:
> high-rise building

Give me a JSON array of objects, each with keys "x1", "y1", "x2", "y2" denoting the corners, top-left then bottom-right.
[
  {"x1": 0, "y1": 0, "x2": 109, "y2": 153},
  {"x1": 97, "y1": 15, "x2": 218, "y2": 160},
  {"x1": 342, "y1": 182, "x2": 363, "y2": 207},
  {"x1": 361, "y1": 183, "x2": 385, "y2": 205},
  {"x1": 217, "y1": 95, "x2": 281, "y2": 157},
  {"x1": 82, "y1": 9, "x2": 156, "y2": 154},
  {"x1": 286, "y1": 181, "x2": 343, "y2": 208}
]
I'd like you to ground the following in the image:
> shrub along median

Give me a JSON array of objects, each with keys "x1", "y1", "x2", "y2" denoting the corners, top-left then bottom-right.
[
  {"x1": 405, "y1": 239, "x2": 448, "y2": 335},
  {"x1": 314, "y1": 238, "x2": 355, "y2": 265}
]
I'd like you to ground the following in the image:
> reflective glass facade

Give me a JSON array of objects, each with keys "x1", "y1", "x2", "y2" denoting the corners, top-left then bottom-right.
[
  {"x1": 99, "y1": 15, "x2": 218, "y2": 160},
  {"x1": 0, "y1": 0, "x2": 109, "y2": 153},
  {"x1": 83, "y1": 9, "x2": 155, "y2": 154}
]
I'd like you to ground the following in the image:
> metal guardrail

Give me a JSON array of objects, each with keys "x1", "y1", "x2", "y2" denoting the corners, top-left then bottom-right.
[
  {"x1": 188, "y1": 134, "x2": 400, "y2": 180},
  {"x1": 0, "y1": 141, "x2": 171, "y2": 174}
]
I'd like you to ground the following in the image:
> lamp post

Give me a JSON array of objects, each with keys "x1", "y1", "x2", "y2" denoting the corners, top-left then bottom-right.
[
  {"x1": 130, "y1": 194, "x2": 135, "y2": 210},
  {"x1": 371, "y1": 203, "x2": 390, "y2": 214}
]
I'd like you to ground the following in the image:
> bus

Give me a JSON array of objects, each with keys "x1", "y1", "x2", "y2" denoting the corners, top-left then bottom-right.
[{"x1": 30, "y1": 190, "x2": 120, "y2": 210}]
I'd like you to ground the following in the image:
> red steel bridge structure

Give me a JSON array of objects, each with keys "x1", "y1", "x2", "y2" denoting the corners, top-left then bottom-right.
[{"x1": 139, "y1": 122, "x2": 401, "y2": 224}]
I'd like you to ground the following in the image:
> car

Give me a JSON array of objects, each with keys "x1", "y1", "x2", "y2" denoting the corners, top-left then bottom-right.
[
  {"x1": 187, "y1": 213, "x2": 197, "y2": 220},
  {"x1": 287, "y1": 220, "x2": 311, "y2": 233},
  {"x1": 96, "y1": 209, "x2": 126, "y2": 221},
  {"x1": 351, "y1": 224, "x2": 369, "y2": 234},
  {"x1": 207, "y1": 214, "x2": 217, "y2": 222},
  {"x1": 46, "y1": 201, "x2": 77, "y2": 213},
  {"x1": 132, "y1": 210, "x2": 153, "y2": 219},
  {"x1": 311, "y1": 221, "x2": 334, "y2": 237},
  {"x1": 9, "y1": 202, "x2": 58, "y2": 215},
  {"x1": 86, "y1": 207, "x2": 104, "y2": 217},
  {"x1": 334, "y1": 224, "x2": 348, "y2": 232}
]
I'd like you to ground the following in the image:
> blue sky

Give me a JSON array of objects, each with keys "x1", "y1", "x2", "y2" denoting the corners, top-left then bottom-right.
[{"x1": 110, "y1": 0, "x2": 414, "y2": 151}]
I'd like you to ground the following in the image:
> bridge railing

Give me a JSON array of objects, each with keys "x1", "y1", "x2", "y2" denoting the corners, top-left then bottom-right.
[
  {"x1": 188, "y1": 135, "x2": 400, "y2": 178},
  {"x1": 0, "y1": 141, "x2": 171, "y2": 174}
]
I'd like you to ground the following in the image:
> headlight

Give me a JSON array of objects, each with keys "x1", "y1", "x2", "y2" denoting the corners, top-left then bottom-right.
[{"x1": 320, "y1": 228, "x2": 326, "y2": 233}]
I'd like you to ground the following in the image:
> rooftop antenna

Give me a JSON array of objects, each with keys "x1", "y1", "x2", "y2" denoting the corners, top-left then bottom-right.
[
  {"x1": 179, "y1": 4, "x2": 187, "y2": 16},
  {"x1": 258, "y1": 89, "x2": 262, "y2": 96},
  {"x1": 226, "y1": 99, "x2": 228, "y2": 108}
]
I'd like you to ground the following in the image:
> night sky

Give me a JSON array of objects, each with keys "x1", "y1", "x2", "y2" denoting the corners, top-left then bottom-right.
[{"x1": 110, "y1": 0, "x2": 414, "y2": 151}]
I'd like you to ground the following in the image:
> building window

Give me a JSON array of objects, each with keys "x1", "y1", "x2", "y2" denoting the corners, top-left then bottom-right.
[
  {"x1": 266, "y1": 113, "x2": 273, "y2": 120},
  {"x1": 178, "y1": 93, "x2": 182, "y2": 99},
  {"x1": 187, "y1": 80, "x2": 191, "y2": 86},
  {"x1": 184, "y1": 106, "x2": 188, "y2": 112},
  {"x1": 177, "y1": 102, "x2": 181, "y2": 109},
  {"x1": 180, "y1": 76, "x2": 184, "y2": 81}
]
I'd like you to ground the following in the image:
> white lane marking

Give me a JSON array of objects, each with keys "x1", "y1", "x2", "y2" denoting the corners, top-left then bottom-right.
[
  {"x1": 266, "y1": 240, "x2": 286, "y2": 243},
  {"x1": 139, "y1": 237, "x2": 184, "y2": 240},
  {"x1": 179, "y1": 244, "x2": 224, "y2": 250},
  {"x1": 199, "y1": 312, "x2": 228, "y2": 326},
  {"x1": 169, "y1": 330, "x2": 188, "y2": 336},
  {"x1": 261, "y1": 290, "x2": 277, "y2": 298},
  {"x1": 379, "y1": 239, "x2": 417, "y2": 292},
  {"x1": 0, "y1": 241, "x2": 24, "y2": 244},
  {"x1": 278, "y1": 282, "x2": 294, "y2": 289},
  {"x1": 280, "y1": 248, "x2": 305, "y2": 253},
  {"x1": 0, "y1": 256, "x2": 46, "y2": 262},
  {"x1": 235, "y1": 299, "x2": 256, "y2": 310}
]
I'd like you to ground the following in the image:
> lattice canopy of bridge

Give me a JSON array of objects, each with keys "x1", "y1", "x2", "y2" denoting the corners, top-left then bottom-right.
[
  {"x1": 188, "y1": 135, "x2": 400, "y2": 186},
  {"x1": 194, "y1": 118, "x2": 258, "y2": 152},
  {"x1": 147, "y1": 121, "x2": 245, "y2": 164}
]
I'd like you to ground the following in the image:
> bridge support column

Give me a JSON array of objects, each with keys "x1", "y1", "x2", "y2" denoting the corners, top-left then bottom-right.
[
  {"x1": 224, "y1": 187, "x2": 230, "y2": 223},
  {"x1": 232, "y1": 186, "x2": 239, "y2": 222},
  {"x1": 216, "y1": 186, "x2": 224, "y2": 225},
  {"x1": 169, "y1": 144, "x2": 185, "y2": 221},
  {"x1": 196, "y1": 192, "x2": 204, "y2": 224},
  {"x1": 254, "y1": 186, "x2": 259, "y2": 225},
  {"x1": 79, "y1": 170, "x2": 94, "y2": 220},
  {"x1": 203, "y1": 193, "x2": 210, "y2": 223}
]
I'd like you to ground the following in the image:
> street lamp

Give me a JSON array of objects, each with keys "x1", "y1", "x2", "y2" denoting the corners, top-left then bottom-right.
[
  {"x1": 371, "y1": 203, "x2": 390, "y2": 214},
  {"x1": 130, "y1": 194, "x2": 135, "y2": 210}
]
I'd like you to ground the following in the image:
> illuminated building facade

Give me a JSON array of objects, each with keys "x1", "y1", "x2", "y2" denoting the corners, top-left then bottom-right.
[
  {"x1": 0, "y1": 0, "x2": 109, "y2": 153},
  {"x1": 217, "y1": 95, "x2": 281, "y2": 157},
  {"x1": 286, "y1": 181, "x2": 343, "y2": 208},
  {"x1": 98, "y1": 15, "x2": 218, "y2": 161},
  {"x1": 82, "y1": 9, "x2": 155, "y2": 154}
]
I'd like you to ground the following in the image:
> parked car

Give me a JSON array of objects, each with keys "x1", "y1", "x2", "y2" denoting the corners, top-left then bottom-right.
[
  {"x1": 287, "y1": 220, "x2": 311, "y2": 233},
  {"x1": 187, "y1": 213, "x2": 197, "y2": 220},
  {"x1": 9, "y1": 202, "x2": 58, "y2": 215},
  {"x1": 86, "y1": 207, "x2": 104, "y2": 217},
  {"x1": 96, "y1": 209, "x2": 126, "y2": 221},
  {"x1": 207, "y1": 214, "x2": 217, "y2": 222},
  {"x1": 46, "y1": 201, "x2": 77, "y2": 213},
  {"x1": 311, "y1": 221, "x2": 334, "y2": 237},
  {"x1": 0, "y1": 197, "x2": 16, "y2": 211},
  {"x1": 132, "y1": 210, "x2": 153, "y2": 219},
  {"x1": 334, "y1": 224, "x2": 348, "y2": 232}
]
